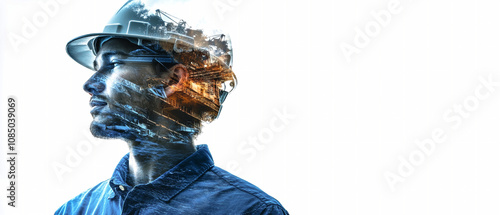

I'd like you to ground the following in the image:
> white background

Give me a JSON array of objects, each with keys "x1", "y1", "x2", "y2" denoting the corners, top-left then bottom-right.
[{"x1": 1, "y1": 0, "x2": 500, "y2": 214}]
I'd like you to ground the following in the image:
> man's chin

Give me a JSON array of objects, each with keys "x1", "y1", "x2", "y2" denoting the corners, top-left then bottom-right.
[{"x1": 90, "y1": 121, "x2": 126, "y2": 139}]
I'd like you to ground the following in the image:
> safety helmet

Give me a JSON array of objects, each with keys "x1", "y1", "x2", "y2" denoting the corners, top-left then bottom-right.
[{"x1": 66, "y1": 0, "x2": 236, "y2": 123}]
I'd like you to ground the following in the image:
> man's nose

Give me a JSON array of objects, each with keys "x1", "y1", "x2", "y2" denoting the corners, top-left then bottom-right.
[{"x1": 83, "y1": 73, "x2": 106, "y2": 95}]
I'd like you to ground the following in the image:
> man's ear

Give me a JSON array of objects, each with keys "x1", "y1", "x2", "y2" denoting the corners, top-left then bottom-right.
[{"x1": 164, "y1": 64, "x2": 188, "y2": 97}]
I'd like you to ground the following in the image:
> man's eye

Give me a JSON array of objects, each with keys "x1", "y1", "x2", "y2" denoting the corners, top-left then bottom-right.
[{"x1": 110, "y1": 61, "x2": 123, "y2": 68}]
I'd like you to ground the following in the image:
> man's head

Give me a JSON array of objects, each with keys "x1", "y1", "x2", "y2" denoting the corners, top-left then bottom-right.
[{"x1": 67, "y1": 0, "x2": 237, "y2": 143}]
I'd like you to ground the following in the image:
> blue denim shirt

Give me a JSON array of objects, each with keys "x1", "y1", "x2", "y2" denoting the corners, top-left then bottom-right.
[{"x1": 55, "y1": 144, "x2": 288, "y2": 214}]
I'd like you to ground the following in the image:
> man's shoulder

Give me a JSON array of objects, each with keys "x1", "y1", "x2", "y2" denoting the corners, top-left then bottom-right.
[
  {"x1": 209, "y1": 167, "x2": 280, "y2": 204},
  {"x1": 55, "y1": 179, "x2": 112, "y2": 215},
  {"x1": 191, "y1": 166, "x2": 288, "y2": 214}
]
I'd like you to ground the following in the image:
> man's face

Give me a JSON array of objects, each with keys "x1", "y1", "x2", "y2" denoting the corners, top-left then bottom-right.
[{"x1": 84, "y1": 38, "x2": 167, "y2": 140}]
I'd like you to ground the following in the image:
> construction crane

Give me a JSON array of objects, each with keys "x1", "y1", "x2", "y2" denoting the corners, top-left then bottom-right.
[{"x1": 155, "y1": 9, "x2": 188, "y2": 34}]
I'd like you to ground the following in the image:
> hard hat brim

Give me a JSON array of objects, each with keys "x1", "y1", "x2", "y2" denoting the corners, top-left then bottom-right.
[{"x1": 66, "y1": 33, "x2": 181, "y2": 71}]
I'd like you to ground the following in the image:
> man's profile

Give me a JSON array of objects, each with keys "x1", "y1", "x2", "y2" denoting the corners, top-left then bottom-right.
[{"x1": 55, "y1": 0, "x2": 287, "y2": 214}]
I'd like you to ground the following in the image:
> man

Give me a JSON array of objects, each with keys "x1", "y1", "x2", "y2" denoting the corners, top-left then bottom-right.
[{"x1": 55, "y1": 0, "x2": 288, "y2": 214}]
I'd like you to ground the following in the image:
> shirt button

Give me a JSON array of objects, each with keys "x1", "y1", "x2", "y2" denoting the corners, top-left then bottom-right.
[{"x1": 119, "y1": 185, "x2": 125, "y2": 191}]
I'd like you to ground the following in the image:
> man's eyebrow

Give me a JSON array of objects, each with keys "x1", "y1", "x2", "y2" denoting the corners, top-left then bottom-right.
[{"x1": 93, "y1": 51, "x2": 130, "y2": 70}]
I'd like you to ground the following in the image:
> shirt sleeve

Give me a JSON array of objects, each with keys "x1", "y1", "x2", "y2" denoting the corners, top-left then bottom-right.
[
  {"x1": 258, "y1": 204, "x2": 289, "y2": 215},
  {"x1": 54, "y1": 204, "x2": 67, "y2": 215}
]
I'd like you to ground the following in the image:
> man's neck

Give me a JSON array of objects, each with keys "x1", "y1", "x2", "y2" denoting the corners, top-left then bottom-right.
[{"x1": 126, "y1": 138, "x2": 196, "y2": 186}]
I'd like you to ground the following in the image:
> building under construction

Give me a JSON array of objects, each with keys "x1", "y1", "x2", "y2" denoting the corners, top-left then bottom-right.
[{"x1": 144, "y1": 8, "x2": 237, "y2": 128}]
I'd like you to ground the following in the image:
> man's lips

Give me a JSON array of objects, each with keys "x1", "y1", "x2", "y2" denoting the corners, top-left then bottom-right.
[
  {"x1": 90, "y1": 98, "x2": 107, "y2": 115},
  {"x1": 90, "y1": 100, "x2": 107, "y2": 107}
]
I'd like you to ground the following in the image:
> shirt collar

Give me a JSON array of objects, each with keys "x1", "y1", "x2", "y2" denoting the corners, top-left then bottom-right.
[
  {"x1": 108, "y1": 144, "x2": 214, "y2": 202},
  {"x1": 106, "y1": 152, "x2": 129, "y2": 199}
]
